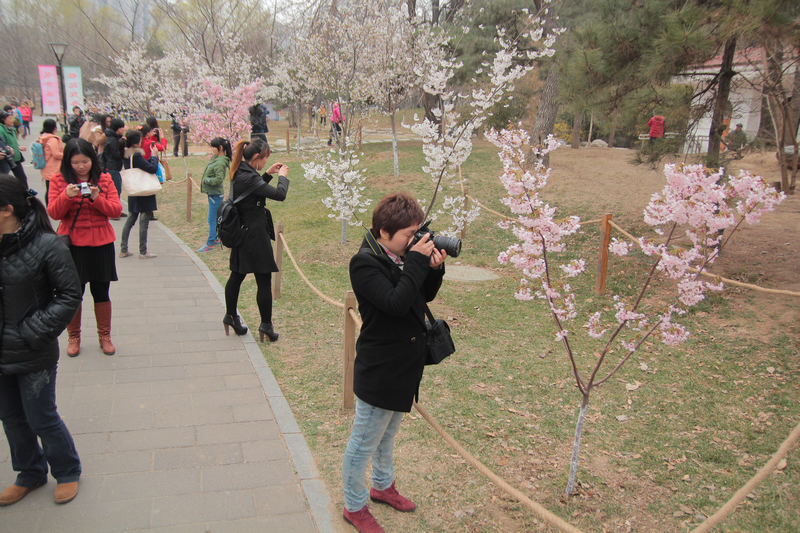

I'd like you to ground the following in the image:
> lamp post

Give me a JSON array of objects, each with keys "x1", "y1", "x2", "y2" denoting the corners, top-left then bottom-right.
[{"x1": 48, "y1": 43, "x2": 69, "y2": 133}]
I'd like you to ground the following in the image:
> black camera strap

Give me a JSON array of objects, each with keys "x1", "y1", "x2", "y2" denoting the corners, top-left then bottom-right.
[{"x1": 61, "y1": 197, "x2": 85, "y2": 237}]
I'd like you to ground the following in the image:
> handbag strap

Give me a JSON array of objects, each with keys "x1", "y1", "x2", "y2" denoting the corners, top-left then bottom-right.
[{"x1": 423, "y1": 303, "x2": 436, "y2": 325}]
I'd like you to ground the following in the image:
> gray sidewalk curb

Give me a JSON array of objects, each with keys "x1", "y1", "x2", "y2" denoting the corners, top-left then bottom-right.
[{"x1": 157, "y1": 222, "x2": 335, "y2": 533}]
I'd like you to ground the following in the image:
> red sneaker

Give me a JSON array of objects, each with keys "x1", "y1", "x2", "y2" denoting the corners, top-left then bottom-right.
[
  {"x1": 343, "y1": 505, "x2": 385, "y2": 533},
  {"x1": 370, "y1": 481, "x2": 417, "y2": 512}
]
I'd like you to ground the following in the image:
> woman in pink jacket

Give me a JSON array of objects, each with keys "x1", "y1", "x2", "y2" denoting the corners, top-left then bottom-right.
[{"x1": 38, "y1": 119, "x2": 63, "y2": 207}]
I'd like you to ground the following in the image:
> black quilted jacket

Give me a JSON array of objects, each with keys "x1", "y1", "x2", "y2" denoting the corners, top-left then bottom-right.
[{"x1": 0, "y1": 212, "x2": 82, "y2": 375}]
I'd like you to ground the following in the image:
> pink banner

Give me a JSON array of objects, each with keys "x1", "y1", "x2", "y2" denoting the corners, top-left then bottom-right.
[{"x1": 38, "y1": 65, "x2": 62, "y2": 115}]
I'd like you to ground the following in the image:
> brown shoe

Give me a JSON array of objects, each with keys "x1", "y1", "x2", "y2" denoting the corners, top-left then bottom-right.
[
  {"x1": 54, "y1": 481, "x2": 78, "y2": 504},
  {"x1": 95, "y1": 301, "x2": 115, "y2": 355},
  {"x1": 0, "y1": 483, "x2": 45, "y2": 506},
  {"x1": 343, "y1": 505, "x2": 385, "y2": 533},
  {"x1": 66, "y1": 304, "x2": 81, "y2": 357}
]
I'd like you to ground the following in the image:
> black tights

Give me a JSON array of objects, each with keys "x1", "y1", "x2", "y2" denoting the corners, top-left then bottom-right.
[
  {"x1": 225, "y1": 272, "x2": 273, "y2": 324},
  {"x1": 80, "y1": 281, "x2": 111, "y2": 303}
]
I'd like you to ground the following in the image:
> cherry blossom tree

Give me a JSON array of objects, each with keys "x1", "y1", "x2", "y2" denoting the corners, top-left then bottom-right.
[
  {"x1": 489, "y1": 126, "x2": 785, "y2": 495},
  {"x1": 187, "y1": 79, "x2": 264, "y2": 145},
  {"x1": 94, "y1": 42, "x2": 159, "y2": 116}
]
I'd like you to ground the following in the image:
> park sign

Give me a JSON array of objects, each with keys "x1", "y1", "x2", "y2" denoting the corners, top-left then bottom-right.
[
  {"x1": 63, "y1": 66, "x2": 85, "y2": 111},
  {"x1": 38, "y1": 65, "x2": 61, "y2": 114}
]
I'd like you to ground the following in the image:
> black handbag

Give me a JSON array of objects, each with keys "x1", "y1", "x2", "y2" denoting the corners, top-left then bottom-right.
[
  {"x1": 424, "y1": 304, "x2": 455, "y2": 365},
  {"x1": 58, "y1": 197, "x2": 84, "y2": 248}
]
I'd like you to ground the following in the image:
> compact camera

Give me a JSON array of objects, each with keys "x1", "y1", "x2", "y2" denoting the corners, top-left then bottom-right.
[
  {"x1": 1, "y1": 146, "x2": 15, "y2": 169},
  {"x1": 408, "y1": 221, "x2": 462, "y2": 258},
  {"x1": 79, "y1": 182, "x2": 92, "y2": 198}
]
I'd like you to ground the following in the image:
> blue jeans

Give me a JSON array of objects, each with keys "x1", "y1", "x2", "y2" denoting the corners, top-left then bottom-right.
[
  {"x1": 206, "y1": 194, "x2": 223, "y2": 246},
  {"x1": 0, "y1": 365, "x2": 81, "y2": 486},
  {"x1": 342, "y1": 397, "x2": 403, "y2": 512}
]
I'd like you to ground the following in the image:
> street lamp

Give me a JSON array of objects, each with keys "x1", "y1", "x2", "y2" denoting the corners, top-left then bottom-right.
[{"x1": 48, "y1": 43, "x2": 69, "y2": 133}]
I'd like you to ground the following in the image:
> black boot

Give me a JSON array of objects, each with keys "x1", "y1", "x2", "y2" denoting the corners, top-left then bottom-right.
[
  {"x1": 258, "y1": 322, "x2": 279, "y2": 342},
  {"x1": 223, "y1": 314, "x2": 248, "y2": 336}
]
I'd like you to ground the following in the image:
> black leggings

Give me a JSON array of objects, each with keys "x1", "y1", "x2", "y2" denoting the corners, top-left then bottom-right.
[
  {"x1": 225, "y1": 272, "x2": 273, "y2": 324},
  {"x1": 80, "y1": 282, "x2": 111, "y2": 303}
]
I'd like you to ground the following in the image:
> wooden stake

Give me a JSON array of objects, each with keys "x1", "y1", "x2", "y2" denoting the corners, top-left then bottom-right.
[
  {"x1": 186, "y1": 172, "x2": 192, "y2": 222},
  {"x1": 595, "y1": 214, "x2": 612, "y2": 294},
  {"x1": 273, "y1": 222, "x2": 284, "y2": 301},
  {"x1": 286, "y1": 130, "x2": 290, "y2": 153},
  {"x1": 343, "y1": 290, "x2": 357, "y2": 409}
]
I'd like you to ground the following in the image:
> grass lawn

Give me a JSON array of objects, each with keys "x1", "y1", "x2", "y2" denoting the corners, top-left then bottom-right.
[{"x1": 148, "y1": 134, "x2": 799, "y2": 533}]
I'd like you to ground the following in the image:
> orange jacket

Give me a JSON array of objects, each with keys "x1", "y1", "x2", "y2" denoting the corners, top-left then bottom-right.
[{"x1": 47, "y1": 172, "x2": 122, "y2": 247}]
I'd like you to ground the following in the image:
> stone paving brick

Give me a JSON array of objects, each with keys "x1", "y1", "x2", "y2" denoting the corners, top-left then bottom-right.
[
  {"x1": 196, "y1": 420, "x2": 279, "y2": 446},
  {"x1": 241, "y1": 440, "x2": 290, "y2": 463},
  {"x1": 99, "y1": 469, "x2": 202, "y2": 502},
  {"x1": 190, "y1": 387, "x2": 267, "y2": 409},
  {"x1": 72, "y1": 381, "x2": 152, "y2": 399},
  {"x1": 205, "y1": 515, "x2": 317, "y2": 533},
  {"x1": 254, "y1": 484, "x2": 309, "y2": 516},
  {"x1": 151, "y1": 489, "x2": 256, "y2": 527},
  {"x1": 65, "y1": 411, "x2": 153, "y2": 434},
  {"x1": 77, "y1": 355, "x2": 153, "y2": 372},
  {"x1": 37, "y1": 498, "x2": 153, "y2": 532},
  {"x1": 113, "y1": 393, "x2": 193, "y2": 414},
  {"x1": 57, "y1": 370, "x2": 116, "y2": 388},
  {"x1": 186, "y1": 361, "x2": 254, "y2": 378},
  {"x1": 82, "y1": 450, "x2": 154, "y2": 475},
  {"x1": 108, "y1": 426, "x2": 196, "y2": 452},
  {"x1": 150, "y1": 376, "x2": 225, "y2": 395},
  {"x1": 231, "y1": 402, "x2": 274, "y2": 423},
  {"x1": 153, "y1": 443, "x2": 243, "y2": 470},
  {"x1": 114, "y1": 365, "x2": 187, "y2": 384},
  {"x1": 70, "y1": 432, "x2": 110, "y2": 455},
  {"x1": 202, "y1": 461, "x2": 296, "y2": 492},
  {"x1": 223, "y1": 373, "x2": 262, "y2": 391},
  {"x1": 64, "y1": 398, "x2": 115, "y2": 418},
  {"x1": 153, "y1": 406, "x2": 234, "y2": 428}
]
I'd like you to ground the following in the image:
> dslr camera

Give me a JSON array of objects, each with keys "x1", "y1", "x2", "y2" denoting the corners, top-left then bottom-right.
[
  {"x1": 79, "y1": 182, "x2": 92, "y2": 198},
  {"x1": 408, "y1": 221, "x2": 461, "y2": 258},
  {"x1": 1, "y1": 146, "x2": 16, "y2": 169}
]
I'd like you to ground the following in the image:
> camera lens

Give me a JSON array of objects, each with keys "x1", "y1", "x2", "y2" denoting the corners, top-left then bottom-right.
[{"x1": 432, "y1": 235, "x2": 461, "y2": 258}]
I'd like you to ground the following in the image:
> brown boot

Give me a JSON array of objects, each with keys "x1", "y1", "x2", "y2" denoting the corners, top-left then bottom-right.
[
  {"x1": 0, "y1": 483, "x2": 46, "y2": 506},
  {"x1": 95, "y1": 301, "x2": 115, "y2": 355},
  {"x1": 54, "y1": 481, "x2": 79, "y2": 504},
  {"x1": 66, "y1": 304, "x2": 81, "y2": 357}
]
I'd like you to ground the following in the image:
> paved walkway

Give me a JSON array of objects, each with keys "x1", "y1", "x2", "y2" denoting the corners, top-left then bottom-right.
[{"x1": 0, "y1": 203, "x2": 335, "y2": 532}]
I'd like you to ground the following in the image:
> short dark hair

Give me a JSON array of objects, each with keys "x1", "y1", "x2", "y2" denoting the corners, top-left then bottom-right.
[
  {"x1": 109, "y1": 117, "x2": 125, "y2": 131},
  {"x1": 60, "y1": 139, "x2": 102, "y2": 186},
  {"x1": 371, "y1": 192, "x2": 424, "y2": 239},
  {"x1": 42, "y1": 119, "x2": 58, "y2": 134}
]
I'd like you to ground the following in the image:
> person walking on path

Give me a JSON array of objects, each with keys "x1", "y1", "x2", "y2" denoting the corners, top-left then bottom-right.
[
  {"x1": 19, "y1": 102, "x2": 32, "y2": 138},
  {"x1": 119, "y1": 130, "x2": 158, "y2": 260},
  {"x1": 67, "y1": 107, "x2": 85, "y2": 142},
  {"x1": 647, "y1": 113, "x2": 665, "y2": 148},
  {"x1": 170, "y1": 113, "x2": 189, "y2": 157},
  {"x1": 0, "y1": 110, "x2": 30, "y2": 190},
  {"x1": 223, "y1": 138, "x2": 289, "y2": 342},
  {"x1": 48, "y1": 139, "x2": 122, "y2": 357},
  {"x1": 0, "y1": 175, "x2": 83, "y2": 507},
  {"x1": 38, "y1": 119, "x2": 64, "y2": 206},
  {"x1": 102, "y1": 118, "x2": 127, "y2": 218},
  {"x1": 196, "y1": 137, "x2": 231, "y2": 253},
  {"x1": 328, "y1": 103, "x2": 343, "y2": 146},
  {"x1": 319, "y1": 104, "x2": 327, "y2": 126},
  {"x1": 342, "y1": 192, "x2": 447, "y2": 533}
]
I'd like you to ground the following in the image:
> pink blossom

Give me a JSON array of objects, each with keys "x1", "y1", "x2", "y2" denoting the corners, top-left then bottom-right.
[{"x1": 608, "y1": 238, "x2": 630, "y2": 256}]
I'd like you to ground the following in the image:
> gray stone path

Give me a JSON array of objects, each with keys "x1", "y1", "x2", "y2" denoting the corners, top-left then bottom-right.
[{"x1": 0, "y1": 209, "x2": 335, "y2": 532}]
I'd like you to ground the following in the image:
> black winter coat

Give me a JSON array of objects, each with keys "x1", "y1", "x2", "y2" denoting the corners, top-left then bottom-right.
[
  {"x1": 104, "y1": 129, "x2": 124, "y2": 171},
  {"x1": 0, "y1": 213, "x2": 82, "y2": 375},
  {"x1": 349, "y1": 236, "x2": 445, "y2": 412},
  {"x1": 229, "y1": 161, "x2": 289, "y2": 274}
]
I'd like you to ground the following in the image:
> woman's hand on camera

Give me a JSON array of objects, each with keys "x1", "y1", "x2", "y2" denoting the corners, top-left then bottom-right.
[
  {"x1": 266, "y1": 162, "x2": 283, "y2": 175},
  {"x1": 277, "y1": 164, "x2": 289, "y2": 177},
  {"x1": 89, "y1": 186, "x2": 100, "y2": 202},
  {"x1": 409, "y1": 233, "x2": 435, "y2": 257},
  {"x1": 65, "y1": 184, "x2": 80, "y2": 198},
  {"x1": 430, "y1": 247, "x2": 446, "y2": 269}
]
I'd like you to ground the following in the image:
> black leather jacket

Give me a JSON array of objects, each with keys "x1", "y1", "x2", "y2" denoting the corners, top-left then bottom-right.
[{"x1": 0, "y1": 212, "x2": 82, "y2": 375}]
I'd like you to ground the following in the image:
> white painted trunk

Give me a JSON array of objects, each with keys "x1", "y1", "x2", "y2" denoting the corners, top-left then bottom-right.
[{"x1": 565, "y1": 398, "x2": 589, "y2": 496}]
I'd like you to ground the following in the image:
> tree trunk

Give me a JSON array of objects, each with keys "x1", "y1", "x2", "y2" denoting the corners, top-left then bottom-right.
[
  {"x1": 571, "y1": 111, "x2": 583, "y2": 149},
  {"x1": 790, "y1": 62, "x2": 800, "y2": 139},
  {"x1": 297, "y1": 103, "x2": 302, "y2": 156},
  {"x1": 421, "y1": 91, "x2": 442, "y2": 133},
  {"x1": 608, "y1": 106, "x2": 619, "y2": 148},
  {"x1": 706, "y1": 38, "x2": 737, "y2": 169},
  {"x1": 531, "y1": 62, "x2": 560, "y2": 166},
  {"x1": 587, "y1": 111, "x2": 594, "y2": 144},
  {"x1": 431, "y1": 0, "x2": 440, "y2": 25},
  {"x1": 391, "y1": 112, "x2": 399, "y2": 178},
  {"x1": 566, "y1": 394, "x2": 590, "y2": 496}
]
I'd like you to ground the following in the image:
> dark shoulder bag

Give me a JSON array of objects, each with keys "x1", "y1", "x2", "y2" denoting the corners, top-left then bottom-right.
[
  {"x1": 424, "y1": 304, "x2": 455, "y2": 365},
  {"x1": 216, "y1": 180, "x2": 265, "y2": 248},
  {"x1": 58, "y1": 198, "x2": 84, "y2": 248}
]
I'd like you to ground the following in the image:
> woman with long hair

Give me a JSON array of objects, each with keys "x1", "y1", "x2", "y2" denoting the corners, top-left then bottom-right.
[
  {"x1": 223, "y1": 138, "x2": 289, "y2": 342},
  {"x1": 103, "y1": 117, "x2": 127, "y2": 218},
  {"x1": 119, "y1": 129, "x2": 158, "y2": 259},
  {"x1": 38, "y1": 119, "x2": 63, "y2": 206},
  {"x1": 47, "y1": 139, "x2": 122, "y2": 357},
  {"x1": 197, "y1": 137, "x2": 231, "y2": 253},
  {"x1": 0, "y1": 174, "x2": 83, "y2": 506}
]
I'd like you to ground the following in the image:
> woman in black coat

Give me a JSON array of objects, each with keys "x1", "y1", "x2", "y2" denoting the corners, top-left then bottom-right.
[
  {"x1": 223, "y1": 138, "x2": 289, "y2": 342},
  {"x1": 341, "y1": 192, "x2": 446, "y2": 533},
  {"x1": 0, "y1": 175, "x2": 83, "y2": 506}
]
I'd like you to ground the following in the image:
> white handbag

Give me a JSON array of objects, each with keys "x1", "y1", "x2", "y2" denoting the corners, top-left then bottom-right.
[{"x1": 121, "y1": 156, "x2": 162, "y2": 197}]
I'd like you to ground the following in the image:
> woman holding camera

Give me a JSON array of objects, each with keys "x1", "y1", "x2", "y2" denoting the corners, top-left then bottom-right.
[
  {"x1": 0, "y1": 174, "x2": 83, "y2": 506},
  {"x1": 341, "y1": 193, "x2": 446, "y2": 533},
  {"x1": 48, "y1": 139, "x2": 122, "y2": 357},
  {"x1": 223, "y1": 138, "x2": 289, "y2": 342}
]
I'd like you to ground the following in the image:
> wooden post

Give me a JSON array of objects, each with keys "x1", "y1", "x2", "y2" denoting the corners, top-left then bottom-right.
[
  {"x1": 343, "y1": 290, "x2": 357, "y2": 409},
  {"x1": 186, "y1": 172, "x2": 192, "y2": 222},
  {"x1": 273, "y1": 222, "x2": 284, "y2": 301},
  {"x1": 286, "y1": 130, "x2": 290, "y2": 153},
  {"x1": 595, "y1": 213, "x2": 613, "y2": 295}
]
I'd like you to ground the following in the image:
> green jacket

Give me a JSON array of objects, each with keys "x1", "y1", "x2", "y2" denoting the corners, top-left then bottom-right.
[
  {"x1": 0, "y1": 125, "x2": 22, "y2": 162},
  {"x1": 201, "y1": 155, "x2": 230, "y2": 196}
]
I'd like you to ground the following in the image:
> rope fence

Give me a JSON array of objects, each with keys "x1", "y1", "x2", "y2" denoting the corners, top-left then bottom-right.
[{"x1": 266, "y1": 222, "x2": 799, "y2": 533}]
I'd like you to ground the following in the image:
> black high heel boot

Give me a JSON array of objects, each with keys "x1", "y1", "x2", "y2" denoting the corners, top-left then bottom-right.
[
  {"x1": 223, "y1": 314, "x2": 248, "y2": 336},
  {"x1": 258, "y1": 322, "x2": 279, "y2": 342}
]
